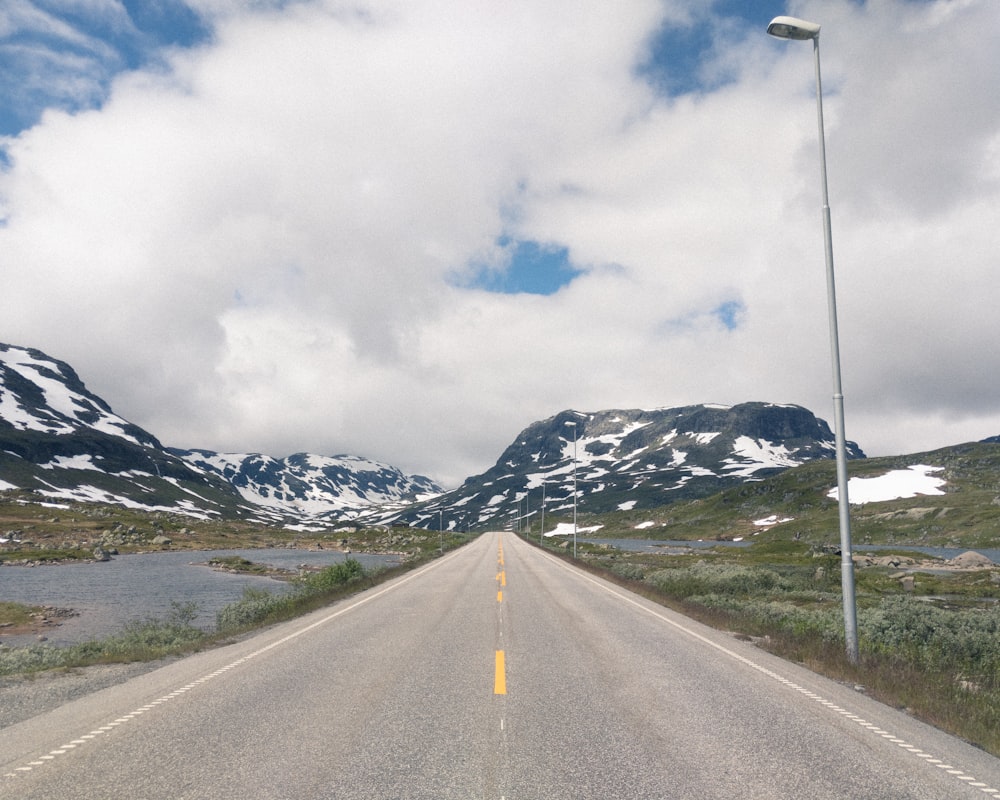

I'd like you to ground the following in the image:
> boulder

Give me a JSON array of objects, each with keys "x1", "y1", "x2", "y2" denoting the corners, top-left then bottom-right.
[{"x1": 948, "y1": 551, "x2": 994, "y2": 569}]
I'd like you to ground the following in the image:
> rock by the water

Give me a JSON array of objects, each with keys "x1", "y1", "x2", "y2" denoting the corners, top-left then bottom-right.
[{"x1": 948, "y1": 551, "x2": 994, "y2": 569}]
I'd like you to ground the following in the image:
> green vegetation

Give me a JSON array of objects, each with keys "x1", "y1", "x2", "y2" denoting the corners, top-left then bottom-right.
[
  {"x1": 0, "y1": 601, "x2": 205, "y2": 674},
  {"x1": 216, "y1": 558, "x2": 369, "y2": 632}
]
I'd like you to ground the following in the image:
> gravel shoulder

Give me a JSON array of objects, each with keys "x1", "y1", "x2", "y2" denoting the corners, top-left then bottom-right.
[{"x1": 0, "y1": 659, "x2": 171, "y2": 729}]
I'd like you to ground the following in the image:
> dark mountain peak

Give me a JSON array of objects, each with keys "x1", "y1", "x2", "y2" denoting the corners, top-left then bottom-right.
[{"x1": 0, "y1": 342, "x2": 160, "y2": 448}]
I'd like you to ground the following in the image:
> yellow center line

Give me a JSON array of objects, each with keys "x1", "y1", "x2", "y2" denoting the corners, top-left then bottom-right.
[
  {"x1": 494, "y1": 650, "x2": 507, "y2": 695},
  {"x1": 497, "y1": 590, "x2": 503, "y2": 603}
]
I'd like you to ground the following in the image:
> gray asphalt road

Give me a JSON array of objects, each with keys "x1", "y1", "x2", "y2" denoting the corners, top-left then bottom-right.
[{"x1": 2, "y1": 531, "x2": 999, "y2": 799}]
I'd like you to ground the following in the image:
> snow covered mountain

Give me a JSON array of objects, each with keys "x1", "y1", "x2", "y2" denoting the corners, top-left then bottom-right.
[
  {"x1": 385, "y1": 403, "x2": 866, "y2": 532},
  {"x1": 0, "y1": 343, "x2": 440, "y2": 523},
  {"x1": 1, "y1": 342, "x2": 866, "y2": 532},
  {"x1": 171, "y1": 449, "x2": 441, "y2": 521}
]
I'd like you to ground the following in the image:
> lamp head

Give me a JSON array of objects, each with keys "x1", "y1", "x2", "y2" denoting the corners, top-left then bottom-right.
[{"x1": 767, "y1": 15, "x2": 820, "y2": 40}]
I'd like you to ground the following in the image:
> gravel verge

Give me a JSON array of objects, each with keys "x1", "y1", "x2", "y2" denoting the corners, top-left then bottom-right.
[{"x1": 0, "y1": 659, "x2": 171, "y2": 729}]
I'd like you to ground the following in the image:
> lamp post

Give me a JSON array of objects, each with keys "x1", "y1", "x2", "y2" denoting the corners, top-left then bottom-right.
[
  {"x1": 539, "y1": 480, "x2": 545, "y2": 544},
  {"x1": 564, "y1": 420, "x2": 578, "y2": 558},
  {"x1": 767, "y1": 15, "x2": 858, "y2": 664}
]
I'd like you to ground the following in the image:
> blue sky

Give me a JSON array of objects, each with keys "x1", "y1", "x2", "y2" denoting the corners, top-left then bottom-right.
[
  {"x1": 1, "y1": 0, "x2": 997, "y2": 487},
  {"x1": 0, "y1": 1, "x2": 208, "y2": 136}
]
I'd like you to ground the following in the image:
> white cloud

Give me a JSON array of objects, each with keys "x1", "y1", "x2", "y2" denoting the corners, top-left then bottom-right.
[{"x1": 1, "y1": 0, "x2": 999, "y2": 487}]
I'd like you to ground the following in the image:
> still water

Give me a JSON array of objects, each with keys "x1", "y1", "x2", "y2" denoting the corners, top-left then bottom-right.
[{"x1": 0, "y1": 549, "x2": 400, "y2": 648}]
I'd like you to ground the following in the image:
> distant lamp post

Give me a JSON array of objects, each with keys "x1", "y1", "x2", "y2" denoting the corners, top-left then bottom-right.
[
  {"x1": 539, "y1": 480, "x2": 546, "y2": 544},
  {"x1": 564, "y1": 420, "x2": 578, "y2": 558},
  {"x1": 767, "y1": 15, "x2": 858, "y2": 664}
]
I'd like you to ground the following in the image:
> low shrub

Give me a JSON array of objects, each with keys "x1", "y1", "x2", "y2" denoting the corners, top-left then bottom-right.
[
  {"x1": 645, "y1": 563, "x2": 782, "y2": 597},
  {"x1": 859, "y1": 596, "x2": 1000, "y2": 688},
  {"x1": 0, "y1": 601, "x2": 207, "y2": 674},
  {"x1": 215, "y1": 558, "x2": 369, "y2": 633},
  {"x1": 297, "y1": 558, "x2": 365, "y2": 593},
  {"x1": 216, "y1": 587, "x2": 295, "y2": 632}
]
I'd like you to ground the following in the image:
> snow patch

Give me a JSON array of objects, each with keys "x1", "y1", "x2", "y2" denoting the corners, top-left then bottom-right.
[
  {"x1": 724, "y1": 436, "x2": 799, "y2": 476},
  {"x1": 40, "y1": 454, "x2": 103, "y2": 471},
  {"x1": 753, "y1": 514, "x2": 795, "y2": 527},
  {"x1": 828, "y1": 464, "x2": 946, "y2": 505},
  {"x1": 544, "y1": 522, "x2": 604, "y2": 537}
]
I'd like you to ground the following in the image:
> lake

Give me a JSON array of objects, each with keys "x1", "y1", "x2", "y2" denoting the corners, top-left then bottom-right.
[{"x1": 0, "y1": 549, "x2": 400, "y2": 648}]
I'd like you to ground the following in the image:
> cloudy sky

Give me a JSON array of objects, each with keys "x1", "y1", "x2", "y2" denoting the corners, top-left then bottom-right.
[{"x1": 1, "y1": 0, "x2": 998, "y2": 488}]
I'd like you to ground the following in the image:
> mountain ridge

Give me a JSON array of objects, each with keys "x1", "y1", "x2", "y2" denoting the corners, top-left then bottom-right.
[
  {"x1": 0, "y1": 342, "x2": 440, "y2": 523},
  {"x1": 0, "y1": 341, "x2": 884, "y2": 530}
]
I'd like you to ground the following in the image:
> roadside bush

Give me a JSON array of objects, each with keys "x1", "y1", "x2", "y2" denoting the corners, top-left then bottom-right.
[
  {"x1": 0, "y1": 643, "x2": 69, "y2": 675},
  {"x1": 216, "y1": 587, "x2": 294, "y2": 632},
  {"x1": 689, "y1": 594, "x2": 842, "y2": 640},
  {"x1": 645, "y1": 563, "x2": 782, "y2": 597},
  {"x1": 297, "y1": 558, "x2": 365, "y2": 593},
  {"x1": 860, "y1": 596, "x2": 1000, "y2": 686},
  {"x1": 111, "y1": 613, "x2": 205, "y2": 656},
  {"x1": 0, "y1": 602, "x2": 207, "y2": 674},
  {"x1": 608, "y1": 561, "x2": 646, "y2": 581}
]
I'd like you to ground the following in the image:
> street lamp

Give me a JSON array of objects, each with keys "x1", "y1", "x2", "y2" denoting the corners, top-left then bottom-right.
[
  {"x1": 539, "y1": 480, "x2": 546, "y2": 544},
  {"x1": 564, "y1": 420, "x2": 578, "y2": 558},
  {"x1": 767, "y1": 15, "x2": 858, "y2": 664}
]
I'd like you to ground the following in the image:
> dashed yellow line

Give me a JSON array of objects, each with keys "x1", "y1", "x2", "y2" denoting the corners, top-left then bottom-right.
[
  {"x1": 494, "y1": 650, "x2": 507, "y2": 695},
  {"x1": 494, "y1": 534, "x2": 508, "y2": 696}
]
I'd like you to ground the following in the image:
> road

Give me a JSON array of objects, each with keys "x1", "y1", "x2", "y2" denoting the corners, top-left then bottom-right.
[{"x1": 2, "y1": 531, "x2": 1000, "y2": 799}]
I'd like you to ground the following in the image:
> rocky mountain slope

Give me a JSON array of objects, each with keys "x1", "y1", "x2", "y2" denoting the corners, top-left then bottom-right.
[
  {"x1": 379, "y1": 403, "x2": 866, "y2": 532},
  {"x1": 0, "y1": 343, "x2": 440, "y2": 524}
]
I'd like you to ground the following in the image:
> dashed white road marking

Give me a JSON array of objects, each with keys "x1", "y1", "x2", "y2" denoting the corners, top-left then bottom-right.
[{"x1": 3, "y1": 548, "x2": 465, "y2": 781}]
